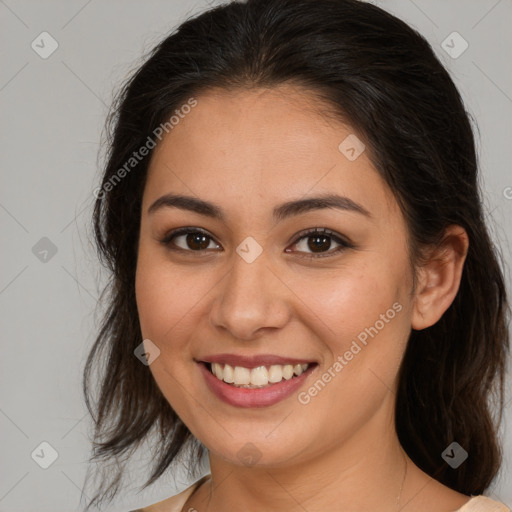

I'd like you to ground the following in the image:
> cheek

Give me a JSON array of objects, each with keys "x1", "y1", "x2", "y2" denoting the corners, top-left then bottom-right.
[
  {"x1": 135, "y1": 260, "x2": 169, "y2": 340},
  {"x1": 135, "y1": 248, "x2": 206, "y2": 342},
  {"x1": 135, "y1": 253, "x2": 202, "y2": 420},
  {"x1": 291, "y1": 254, "x2": 411, "y2": 391},
  {"x1": 295, "y1": 263, "x2": 405, "y2": 342}
]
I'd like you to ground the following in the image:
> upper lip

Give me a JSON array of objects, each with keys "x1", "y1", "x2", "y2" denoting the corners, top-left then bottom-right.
[{"x1": 197, "y1": 353, "x2": 316, "y2": 369}]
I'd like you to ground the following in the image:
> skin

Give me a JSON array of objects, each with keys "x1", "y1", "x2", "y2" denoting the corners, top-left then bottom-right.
[{"x1": 135, "y1": 85, "x2": 470, "y2": 512}]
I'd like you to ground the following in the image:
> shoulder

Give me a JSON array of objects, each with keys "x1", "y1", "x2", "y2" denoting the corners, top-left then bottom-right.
[
  {"x1": 457, "y1": 495, "x2": 511, "y2": 511},
  {"x1": 130, "y1": 475, "x2": 211, "y2": 512}
]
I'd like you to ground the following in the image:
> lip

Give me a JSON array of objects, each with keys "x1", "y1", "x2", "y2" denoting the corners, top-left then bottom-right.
[
  {"x1": 198, "y1": 353, "x2": 315, "y2": 369},
  {"x1": 197, "y1": 360, "x2": 317, "y2": 408}
]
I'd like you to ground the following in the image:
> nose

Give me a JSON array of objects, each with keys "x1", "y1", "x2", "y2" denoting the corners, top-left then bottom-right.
[{"x1": 209, "y1": 250, "x2": 291, "y2": 341}]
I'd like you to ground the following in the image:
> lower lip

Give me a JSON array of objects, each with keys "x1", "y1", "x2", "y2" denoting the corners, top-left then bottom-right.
[{"x1": 198, "y1": 362, "x2": 315, "y2": 408}]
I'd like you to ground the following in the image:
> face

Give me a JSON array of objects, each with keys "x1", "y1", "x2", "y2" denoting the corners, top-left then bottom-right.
[{"x1": 135, "y1": 85, "x2": 415, "y2": 469}]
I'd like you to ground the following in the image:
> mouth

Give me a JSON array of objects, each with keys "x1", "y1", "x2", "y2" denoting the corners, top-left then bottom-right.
[
  {"x1": 196, "y1": 354, "x2": 318, "y2": 407},
  {"x1": 203, "y1": 361, "x2": 314, "y2": 389}
]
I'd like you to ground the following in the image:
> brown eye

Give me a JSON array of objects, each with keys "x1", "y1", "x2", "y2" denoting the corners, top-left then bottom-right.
[
  {"x1": 160, "y1": 226, "x2": 352, "y2": 258},
  {"x1": 161, "y1": 228, "x2": 221, "y2": 252},
  {"x1": 286, "y1": 228, "x2": 353, "y2": 258}
]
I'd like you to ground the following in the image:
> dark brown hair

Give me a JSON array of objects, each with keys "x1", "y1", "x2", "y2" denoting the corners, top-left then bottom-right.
[{"x1": 82, "y1": 0, "x2": 510, "y2": 508}]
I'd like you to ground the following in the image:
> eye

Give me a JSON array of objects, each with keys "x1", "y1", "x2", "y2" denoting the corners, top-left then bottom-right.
[
  {"x1": 160, "y1": 226, "x2": 353, "y2": 258},
  {"x1": 285, "y1": 227, "x2": 353, "y2": 258},
  {"x1": 160, "y1": 227, "x2": 221, "y2": 253}
]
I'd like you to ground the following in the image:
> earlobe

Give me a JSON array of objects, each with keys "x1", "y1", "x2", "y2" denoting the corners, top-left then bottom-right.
[{"x1": 411, "y1": 225, "x2": 469, "y2": 330}]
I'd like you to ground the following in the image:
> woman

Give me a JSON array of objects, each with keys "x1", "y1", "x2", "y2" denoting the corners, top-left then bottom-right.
[{"x1": 83, "y1": 0, "x2": 511, "y2": 511}]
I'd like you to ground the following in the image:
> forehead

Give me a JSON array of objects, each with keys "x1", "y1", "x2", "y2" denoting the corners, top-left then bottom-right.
[{"x1": 143, "y1": 85, "x2": 399, "y2": 222}]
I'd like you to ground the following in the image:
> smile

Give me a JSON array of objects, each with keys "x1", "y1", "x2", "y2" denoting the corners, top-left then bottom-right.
[
  {"x1": 208, "y1": 362, "x2": 310, "y2": 388},
  {"x1": 197, "y1": 357, "x2": 317, "y2": 408}
]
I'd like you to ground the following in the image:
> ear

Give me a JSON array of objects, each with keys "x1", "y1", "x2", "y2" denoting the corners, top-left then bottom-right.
[{"x1": 411, "y1": 225, "x2": 469, "y2": 330}]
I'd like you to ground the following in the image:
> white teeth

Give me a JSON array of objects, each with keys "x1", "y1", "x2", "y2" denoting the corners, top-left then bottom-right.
[
  {"x1": 282, "y1": 364, "x2": 294, "y2": 380},
  {"x1": 268, "y1": 365, "x2": 283, "y2": 383},
  {"x1": 233, "y1": 366, "x2": 251, "y2": 385},
  {"x1": 250, "y1": 366, "x2": 268, "y2": 386},
  {"x1": 212, "y1": 362, "x2": 223, "y2": 379},
  {"x1": 293, "y1": 364, "x2": 304, "y2": 376},
  {"x1": 209, "y1": 362, "x2": 311, "y2": 387},
  {"x1": 223, "y1": 364, "x2": 234, "y2": 383}
]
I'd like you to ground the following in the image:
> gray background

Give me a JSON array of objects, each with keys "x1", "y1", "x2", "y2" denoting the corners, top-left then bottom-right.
[{"x1": 1, "y1": 0, "x2": 511, "y2": 510}]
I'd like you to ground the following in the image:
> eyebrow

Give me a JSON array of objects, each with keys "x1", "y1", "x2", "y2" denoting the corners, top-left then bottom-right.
[{"x1": 147, "y1": 193, "x2": 371, "y2": 222}]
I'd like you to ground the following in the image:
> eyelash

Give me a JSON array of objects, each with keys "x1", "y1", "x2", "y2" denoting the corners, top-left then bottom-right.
[{"x1": 159, "y1": 227, "x2": 354, "y2": 259}]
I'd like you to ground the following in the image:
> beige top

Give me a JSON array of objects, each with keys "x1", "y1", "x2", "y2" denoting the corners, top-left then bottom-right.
[{"x1": 132, "y1": 475, "x2": 511, "y2": 512}]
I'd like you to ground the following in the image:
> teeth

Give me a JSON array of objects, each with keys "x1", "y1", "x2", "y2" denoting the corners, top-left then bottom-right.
[
  {"x1": 233, "y1": 366, "x2": 251, "y2": 385},
  {"x1": 212, "y1": 362, "x2": 223, "y2": 379},
  {"x1": 223, "y1": 364, "x2": 234, "y2": 383},
  {"x1": 209, "y1": 362, "x2": 311, "y2": 387},
  {"x1": 250, "y1": 366, "x2": 269, "y2": 386},
  {"x1": 268, "y1": 365, "x2": 283, "y2": 383},
  {"x1": 282, "y1": 364, "x2": 294, "y2": 380}
]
